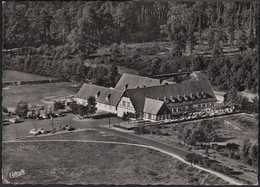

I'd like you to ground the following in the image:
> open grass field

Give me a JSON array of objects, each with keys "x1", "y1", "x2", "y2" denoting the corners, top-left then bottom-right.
[
  {"x1": 3, "y1": 70, "x2": 52, "y2": 82},
  {"x1": 3, "y1": 136, "x2": 228, "y2": 185},
  {"x1": 2, "y1": 82, "x2": 81, "y2": 109}
]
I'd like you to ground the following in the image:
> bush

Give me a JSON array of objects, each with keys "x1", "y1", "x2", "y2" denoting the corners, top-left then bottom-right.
[
  {"x1": 133, "y1": 125, "x2": 150, "y2": 135},
  {"x1": 15, "y1": 101, "x2": 29, "y2": 118},
  {"x1": 54, "y1": 100, "x2": 66, "y2": 111}
]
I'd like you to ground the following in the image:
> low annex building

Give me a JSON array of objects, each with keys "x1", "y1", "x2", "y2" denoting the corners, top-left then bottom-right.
[
  {"x1": 76, "y1": 83, "x2": 124, "y2": 114},
  {"x1": 76, "y1": 73, "x2": 217, "y2": 120}
]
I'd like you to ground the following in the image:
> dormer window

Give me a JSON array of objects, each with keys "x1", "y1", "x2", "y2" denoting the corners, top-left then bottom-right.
[
  {"x1": 184, "y1": 94, "x2": 189, "y2": 101},
  {"x1": 201, "y1": 91, "x2": 207, "y2": 99},
  {"x1": 106, "y1": 94, "x2": 111, "y2": 101},
  {"x1": 177, "y1": 95, "x2": 182, "y2": 102},
  {"x1": 190, "y1": 93, "x2": 195, "y2": 100},
  {"x1": 96, "y1": 91, "x2": 101, "y2": 98},
  {"x1": 196, "y1": 92, "x2": 201, "y2": 100}
]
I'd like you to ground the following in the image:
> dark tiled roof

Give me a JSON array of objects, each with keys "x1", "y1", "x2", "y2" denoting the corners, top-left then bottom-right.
[
  {"x1": 124, "y1": 79, "x2": 217, "y2": 112},
  {"x1": 76, "y1": 83, "x2": 124, "y2": 106},
  {"x1": 115, "y1": 73, "x2": 174, "y2": 91}
]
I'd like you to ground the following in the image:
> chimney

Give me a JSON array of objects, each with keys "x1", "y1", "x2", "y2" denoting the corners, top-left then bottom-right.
[
  {"x1": 183, "y1": 94, "x2": 188, "y2": 100},
  {"x1": 164, "y1": 96, "x2": 167, "y2": 102},
  {"x1": 170, "y1": 95, "x2": 174, "y2": 101}
]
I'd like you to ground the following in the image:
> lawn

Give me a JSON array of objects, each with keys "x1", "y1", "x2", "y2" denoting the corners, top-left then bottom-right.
[
  {"x1": 3, "y1": 70, "x2": 52, "y2": 82},
  {"x1": 3, "y1": 138, "x2": 228, "y2": 185},
  {"x1": 2, "y1": 82, "x2": 81, "y2": 109}
]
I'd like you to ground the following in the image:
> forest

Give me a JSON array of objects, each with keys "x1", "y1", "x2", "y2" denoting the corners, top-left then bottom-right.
[{"x1": 2, "y1": 1, "x2": 259, "y2": 92}]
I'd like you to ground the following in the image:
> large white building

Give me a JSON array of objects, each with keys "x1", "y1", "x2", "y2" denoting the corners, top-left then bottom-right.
[{"x1": 76, "y1": 73, "x2": 217, "y2": 120}]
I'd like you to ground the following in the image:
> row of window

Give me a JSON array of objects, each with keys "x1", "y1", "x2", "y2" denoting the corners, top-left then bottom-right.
[
  {"x1": 171, "y1": 102, "x2": 215, "y2": 113},
  {"x1": 145, "y1": 113, "x2": 171, "y2": 120}
]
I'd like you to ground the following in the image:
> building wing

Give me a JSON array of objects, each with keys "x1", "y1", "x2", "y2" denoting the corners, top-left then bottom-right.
[
  {"x1": 125, "y1": 79, "x2": 217, "y2": 113},
  {"x1": 115, "y1": 73, "x2": 174, "y2": 91},
  {"x1": 76, "y1": 83, "x2": 124, "y2": 107}
]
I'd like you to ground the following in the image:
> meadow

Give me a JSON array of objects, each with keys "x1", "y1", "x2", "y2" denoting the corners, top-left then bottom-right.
[
  {"x1": 3, "y1": 130, "x2": 228, "y2": 185},
  {"x1": 3, "y1": 70, "x2": 52, "y2": 82},
  {"x1": 3, "y1": 82, "x2": 81, "y2": 109}
]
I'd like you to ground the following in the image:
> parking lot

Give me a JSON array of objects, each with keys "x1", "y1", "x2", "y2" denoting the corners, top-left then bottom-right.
[{"x1": 3, "y1": 113, "x2": 120, "y2": 141}]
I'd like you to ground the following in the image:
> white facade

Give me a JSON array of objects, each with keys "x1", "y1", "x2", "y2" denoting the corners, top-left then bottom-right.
[
  {"x1": 96, "y1": 103, "x2": 117, "y2": 114},
  {"x1": 117, "y1": 97, "x2": 135, "y2": 117},
  {"x1": 76, "y1": 98, "x2": 117, "y2": 114}
]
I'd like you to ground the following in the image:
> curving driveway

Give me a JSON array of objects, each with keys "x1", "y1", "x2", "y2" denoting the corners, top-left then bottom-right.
[{"x1": 4, "y1": 138, "x2": 243, "y2": 185}]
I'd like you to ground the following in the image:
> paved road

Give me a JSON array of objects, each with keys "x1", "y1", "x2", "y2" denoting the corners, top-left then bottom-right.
[{"x1": 96, "y1": 125, "x2": 190, "y2": 157}]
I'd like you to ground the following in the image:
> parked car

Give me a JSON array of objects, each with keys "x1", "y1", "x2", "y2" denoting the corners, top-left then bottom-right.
[
  {"x1": 8, "y1": 116, "x2": 19, "y2": 124},
  {"x1": 9, "y1": 118, "x2": 18, "y2": 123},
  {"x1": 29, "y1": 128, "x2": 47, "y2": 135},
  {"x1": 40, "y1": 114, "x2": 49, "y2": 119},
  {"x1": 61, "y1": 125, "x2": 74, "y2": 131},
  {"x1": 77, "y1": 115, "x2": 84, "y2": 120},
  {"x1": 36, "y1": 116, "x2": 43, "y2": 120},
  {"x1": 29, "y1": 128, "x2": 39, "y2": 135},
  {"x1": 50, "y1": 113, "x2": 57, "y2": 118},
  {"x1": 37, "y1": 128, "x2": 46, "y2": 134}
]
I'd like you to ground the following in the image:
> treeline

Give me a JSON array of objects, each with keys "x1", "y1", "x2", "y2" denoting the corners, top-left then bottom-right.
[
  {"x1": 3, "y1": 53, "x2": 120, "y2": 87},
  {"x1": 92, "y1": 43, "x2": 258, "y2": 92}
]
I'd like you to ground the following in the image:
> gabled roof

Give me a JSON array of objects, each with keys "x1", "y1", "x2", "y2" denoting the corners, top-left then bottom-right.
[
  {"x1": 143, "y1": 98, "x2": 171, "y2": 115},
  {"x1": 124, "y1": 78, "x2": 217, "y2": 112},
  {"x1": 76, "y1": 83, "x2": 124, "y2": 106},
  {"x1": 115, "y1": 73, "x2": 174, "y2": 91}
]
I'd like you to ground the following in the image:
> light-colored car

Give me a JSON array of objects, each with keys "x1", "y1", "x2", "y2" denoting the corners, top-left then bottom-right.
[
  {"x1": 40, "y1": 114, "x2": 48, "y2": 119},
  {"x1": 9, "y1": 118, "x2": 19, "y2": 124},
  {"x1": 29, "y1": 128, "x2": 39, "y2": 135},
  {"x1": 37, "y1": 128, "x2": 46, "y2": 134}
]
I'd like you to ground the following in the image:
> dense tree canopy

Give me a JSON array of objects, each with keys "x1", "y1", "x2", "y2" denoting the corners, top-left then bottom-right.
[
  {"x1": 2, "y1": 1, "x2": 259, "y2": 92},
  {"x1": 3, "y1": 2, "x2": 258, "y2": 49}
]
